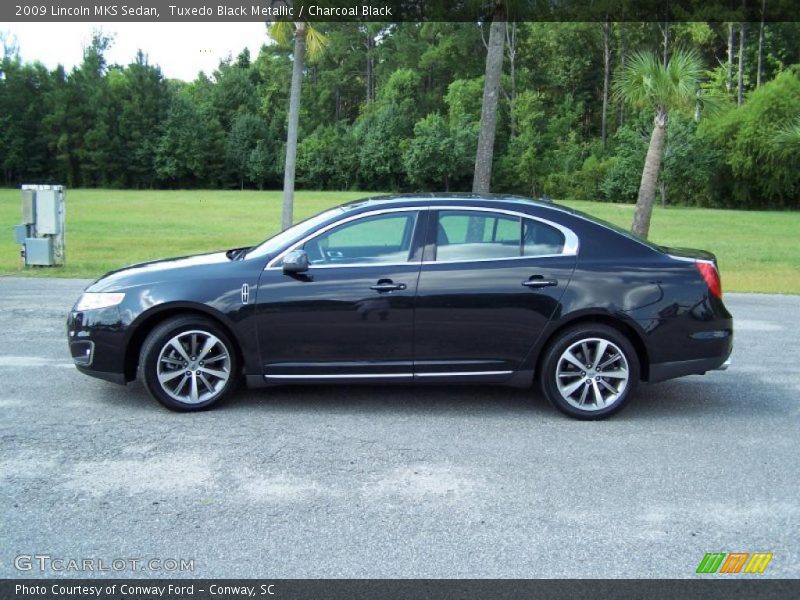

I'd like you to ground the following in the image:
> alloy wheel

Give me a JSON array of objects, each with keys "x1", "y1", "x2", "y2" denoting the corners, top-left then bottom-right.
[
  {"x1": 156, "y1": 330, "x2": 231, "y2": 404},
  {"x1": 555, "y1": 337, "x2": 629, "y2": 411}
]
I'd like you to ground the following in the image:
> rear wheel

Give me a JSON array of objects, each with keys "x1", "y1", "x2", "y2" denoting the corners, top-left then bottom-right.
[
  {"x1": 540, "y1": 324, "x2": 639, "y2": 420},
  {"x1": 139, "y1": 316, "x2": 238, "y2": 411}
]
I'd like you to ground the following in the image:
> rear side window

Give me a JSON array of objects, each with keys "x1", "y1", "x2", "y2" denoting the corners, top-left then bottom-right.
[
  {"x1": 523, "y1": 219, "x2": 565, "y2": 256},
  {"x1": 434, "y1": 211, "x2": 565, "y2": 261}
]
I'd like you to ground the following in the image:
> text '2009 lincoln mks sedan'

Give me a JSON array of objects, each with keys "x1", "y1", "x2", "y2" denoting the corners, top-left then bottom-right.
[{"x1": 67, "y1": 194, "x2": 732, "y2": 419}]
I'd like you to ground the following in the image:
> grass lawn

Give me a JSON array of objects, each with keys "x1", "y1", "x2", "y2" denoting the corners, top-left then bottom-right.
[{"x1": 1, "y1": 188, "x2": 798, "y2": 294}]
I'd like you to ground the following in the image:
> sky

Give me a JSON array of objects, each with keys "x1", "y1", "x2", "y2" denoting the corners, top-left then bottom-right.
[{"x1": 1, "y1": 22, "x2": 271, "y2": 80}]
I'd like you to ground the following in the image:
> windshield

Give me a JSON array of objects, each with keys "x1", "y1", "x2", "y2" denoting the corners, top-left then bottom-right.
[{"x1": 246, "y1": 207, "x2": 346, "y2": 259}]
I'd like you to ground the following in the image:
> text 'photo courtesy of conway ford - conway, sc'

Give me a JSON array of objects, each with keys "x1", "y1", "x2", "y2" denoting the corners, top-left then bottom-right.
[{"x1": 67, "y1": 194, "x2": 732, "y2": 420}]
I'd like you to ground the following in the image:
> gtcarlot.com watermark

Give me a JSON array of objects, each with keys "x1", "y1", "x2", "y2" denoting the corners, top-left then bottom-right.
[{"x1": 14, "y1": 554, "x2": 194, "y2": 573}]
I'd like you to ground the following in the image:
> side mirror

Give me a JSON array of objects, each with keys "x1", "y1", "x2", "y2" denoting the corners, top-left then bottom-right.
[{"x1": 282, "y1": 249, "x2": 309, "y2": 274}]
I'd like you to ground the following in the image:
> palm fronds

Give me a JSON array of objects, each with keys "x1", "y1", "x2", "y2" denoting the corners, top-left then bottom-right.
[{"x1": 613, "y1": 49, "x2": 704, "y2": 113}]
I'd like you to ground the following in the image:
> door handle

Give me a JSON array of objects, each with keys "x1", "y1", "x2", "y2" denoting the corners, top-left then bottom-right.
[
  {"x1": 522, "y1": 276, "x2": 558, "y2": 289},
  {"x1": 370, "y1": 280, "x2": 407, "y2": 293}
]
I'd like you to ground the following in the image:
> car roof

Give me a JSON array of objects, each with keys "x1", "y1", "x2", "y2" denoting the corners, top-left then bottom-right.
[
  {"x1": 339, "y1": 194, "x2": 663, "y2": 255},
  {"x1": 341, "y1": 193, "x2": 572, "y2": 214}
]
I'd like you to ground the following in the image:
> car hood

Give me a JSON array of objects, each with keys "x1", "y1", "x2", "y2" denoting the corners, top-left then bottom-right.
[{"x1": 87, "y1": 250, "x2": 234, "y2": 292}]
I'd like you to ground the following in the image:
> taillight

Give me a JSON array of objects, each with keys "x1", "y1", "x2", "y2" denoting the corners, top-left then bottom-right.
[{"x1": 696, "y1": 261, "x2": 722, "y2": 298}]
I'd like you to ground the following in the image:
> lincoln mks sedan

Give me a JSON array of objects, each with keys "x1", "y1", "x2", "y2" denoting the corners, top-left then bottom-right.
[{"x1": 67, "y1": 194, "x2": 732, "y2": 419}]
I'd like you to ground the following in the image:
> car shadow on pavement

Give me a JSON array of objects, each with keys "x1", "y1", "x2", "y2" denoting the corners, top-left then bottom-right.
[
  {"x1": 245, "y1": 384, "x2": 552, "y2": 417},
  {"x1": 105, "y1": 370, "x2": 790, "y2": 421},
  {"x1": 111, "y1": 378, "x2": 551, "y2": 417},
  {"x1": 621, "y1": 376, "x2": 795, "y2": 420}
]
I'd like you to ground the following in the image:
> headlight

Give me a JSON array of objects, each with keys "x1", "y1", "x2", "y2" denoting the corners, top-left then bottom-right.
[{"x1": 74, "y1": 292, "x2": 126, "y2": 311}]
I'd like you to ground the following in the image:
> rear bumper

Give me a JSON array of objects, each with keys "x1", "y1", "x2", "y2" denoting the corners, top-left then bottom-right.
[
  {"x1": 649, "y1": 352, "x2": 731, "y2": 383},
  {"x1": 635, "y1": 292, "x2": 733, "y2": 384}
]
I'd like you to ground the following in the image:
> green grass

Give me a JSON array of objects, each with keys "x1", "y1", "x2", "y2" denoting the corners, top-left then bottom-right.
[
  {"x1": 1, "y1": 189, "x2": 798, "y2": 293},
  {"x1": 0, "y1": 189, "x2": 365, "y2": 279}
]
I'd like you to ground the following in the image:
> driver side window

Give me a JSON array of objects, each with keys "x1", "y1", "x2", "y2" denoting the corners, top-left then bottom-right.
[{"x1": 303, "y1": 211, "x2": 418, "y2": 266}]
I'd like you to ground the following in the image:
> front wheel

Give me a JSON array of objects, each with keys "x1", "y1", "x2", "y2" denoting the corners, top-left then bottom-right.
[
  {"x1": 139, "y1": 316, "x2": 239, "y2": 411},
  {"x1": 540, "y1": 324, "x2": 639, "y2": 420}
]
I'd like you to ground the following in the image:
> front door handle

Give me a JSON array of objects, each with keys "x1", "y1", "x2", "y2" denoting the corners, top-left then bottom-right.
[
  {"x1": 370, "y1": 279, "x2": 407, "y2": 293},
  {"x1": 522, "y1": 276, "x2": 558, "y2": 289}
]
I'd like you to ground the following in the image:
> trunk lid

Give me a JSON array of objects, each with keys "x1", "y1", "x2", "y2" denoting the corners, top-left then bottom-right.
[{"x1": 662, "y1": 246, "x2": 718, "y2": 266}]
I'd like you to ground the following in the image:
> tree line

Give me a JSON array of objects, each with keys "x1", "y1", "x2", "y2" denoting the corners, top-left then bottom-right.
[{"x1": 2, "y1": 22, "x2": 800, "y2": 211}]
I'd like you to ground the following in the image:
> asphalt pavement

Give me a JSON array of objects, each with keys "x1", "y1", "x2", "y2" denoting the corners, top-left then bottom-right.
[{"x1": 0, "y1": 277, "x2": 797, "y2": 578}]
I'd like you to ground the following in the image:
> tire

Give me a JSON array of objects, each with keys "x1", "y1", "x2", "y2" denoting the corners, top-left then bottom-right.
[
  {"x1": 540, "y1": 323, "x2": 639, "y2": 420},
  {"x1": 139, "y1": 315, "x2": 239, "y2": 411}
]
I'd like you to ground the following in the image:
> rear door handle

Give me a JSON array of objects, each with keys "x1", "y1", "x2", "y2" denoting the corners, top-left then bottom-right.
[
  {"x1": 522, "y1": 276, "x2": 558, "y2": 289},
  {"x1": 370, "y1": 280, "x2": 407, "y2": 293}
]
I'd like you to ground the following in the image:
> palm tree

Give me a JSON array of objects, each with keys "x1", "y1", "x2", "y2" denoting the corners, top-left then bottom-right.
[
  {"x1": 613, "y1": 49, "x2": 703, "y2": 239},
  {"x1": 472, "y1": 1, "x2": 506, "y2": 194},
  {"x1": 269, "y1": 20, "x2": 328, "y2": 230},
  {"x1": 773, "y1": 118, "x2": 800, "y2": 152}
]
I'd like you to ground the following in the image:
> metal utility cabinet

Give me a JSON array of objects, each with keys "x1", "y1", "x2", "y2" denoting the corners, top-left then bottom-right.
[{"x1": 13, "y1": 185, "x2": 66, "y2": 266}]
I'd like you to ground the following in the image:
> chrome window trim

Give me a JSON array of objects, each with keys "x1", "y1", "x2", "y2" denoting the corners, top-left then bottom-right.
[
  {"x1": 421, "y1": 253, "x2": 566, "y2": 266},
  {"x1": 293, "y1": 262, "x2": 421, "y2": 269},
  {"x1": 266, "y1": 207, "x2": 423, "y2": 269},
  {"x1": 265, "y1": 204, "x2": 579, "y2": 270}
]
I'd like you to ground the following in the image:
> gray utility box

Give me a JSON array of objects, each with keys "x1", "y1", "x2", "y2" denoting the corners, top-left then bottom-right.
[
  {"x1": 34, "y1": 189, "x2": 60, "y2": 235},
  {"x1": 24, "y1": 238, "x2": 54, "y2": 266},
  {"x1": 21, "y1": 190, "x2": 35, "y2": 224},
  {"x1": 13, "y1": 185, "x2": 66, "y2": 267},
  {"x1": 13, "y1": 224, "x2": 30, "y2": 244}
]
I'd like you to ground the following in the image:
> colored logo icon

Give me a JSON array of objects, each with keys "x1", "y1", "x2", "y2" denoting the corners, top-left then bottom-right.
[{"x1": 696, "y1": 552, "x2": 773, "y2": 574}]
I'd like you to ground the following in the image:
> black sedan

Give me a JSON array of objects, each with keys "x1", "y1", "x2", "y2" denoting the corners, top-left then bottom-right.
[{"x1": 67, "y1": 194, "x2": 732, "y2": 419}]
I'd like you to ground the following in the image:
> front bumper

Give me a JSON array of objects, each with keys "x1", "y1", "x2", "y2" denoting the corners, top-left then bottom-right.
[
  {"x1": 67, "y1": 307, "x2": 128, "y2": 385},
  {"x1": 75, "y1": 364, "x2": 127, "y2": 384},
  {"x1": 68, "y1": 339, "x2": 94, "y2": 366}
]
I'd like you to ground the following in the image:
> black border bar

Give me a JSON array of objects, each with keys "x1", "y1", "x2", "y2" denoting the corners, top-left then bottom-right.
[
  {"x1": 3, "y1": 0, "x2": 800, "y2": 23},
  {"x1": 2, "y1": 579, "x2": 799, "y2": 600}
]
